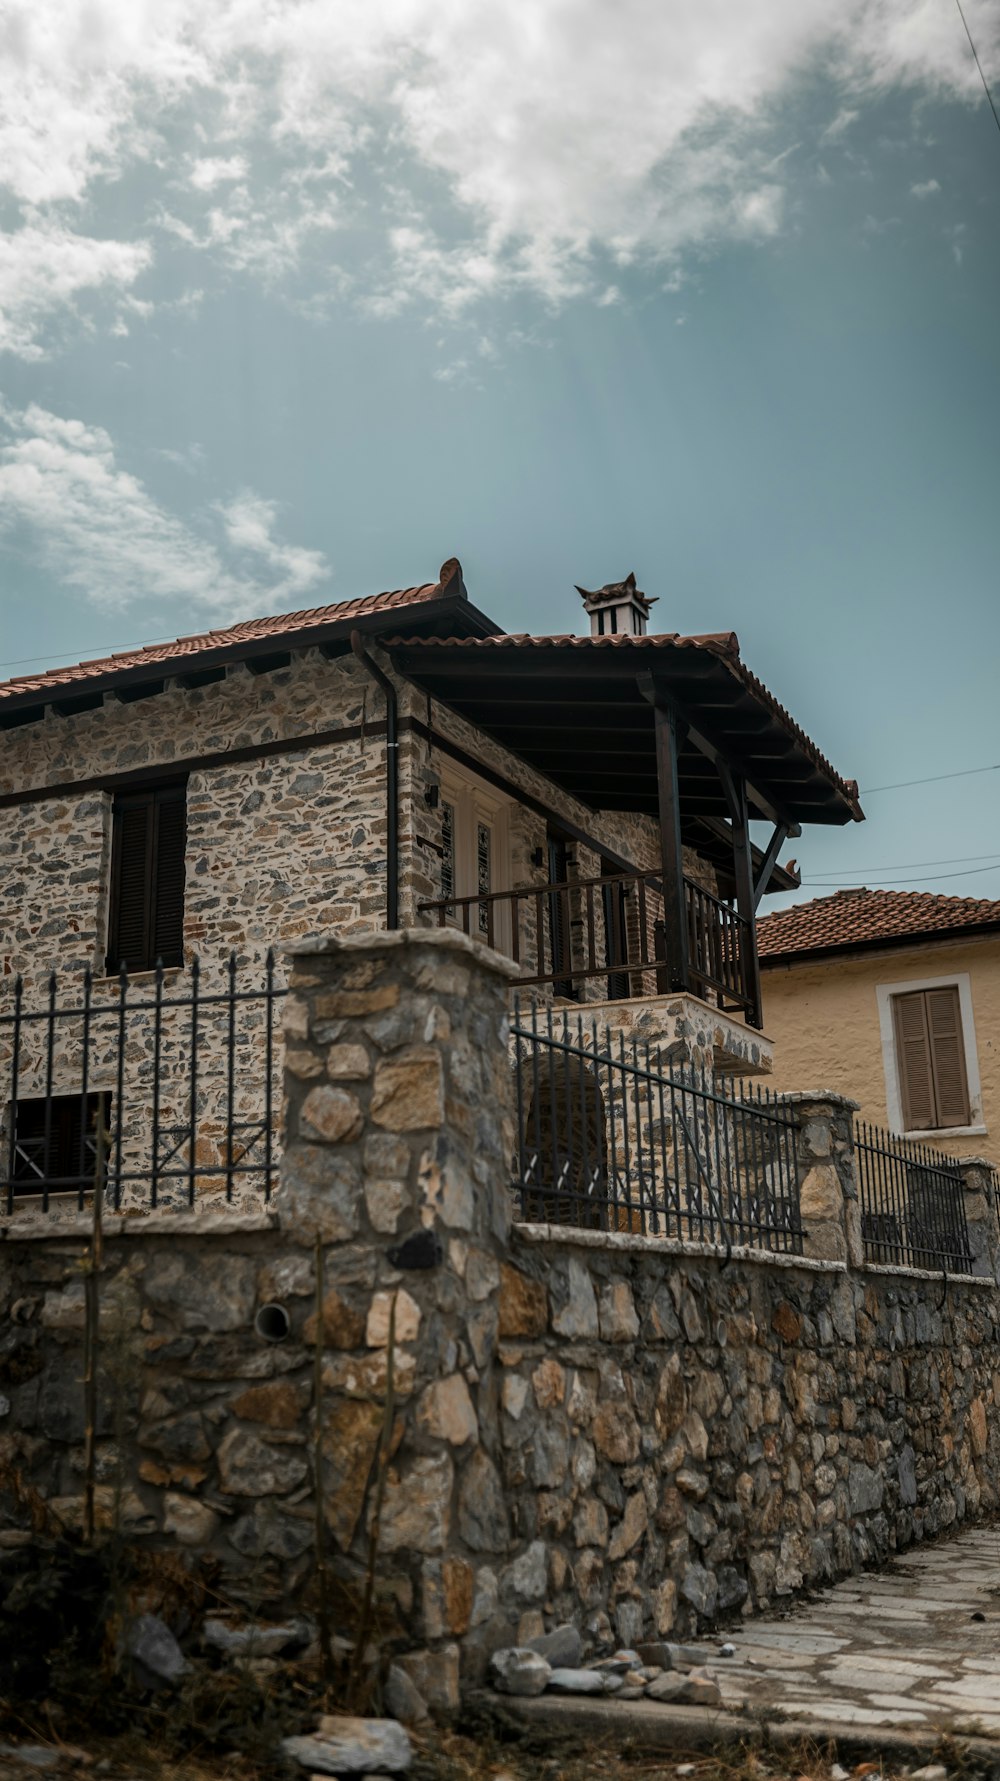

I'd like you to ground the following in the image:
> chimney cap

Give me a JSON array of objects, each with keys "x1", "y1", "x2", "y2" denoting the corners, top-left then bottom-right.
[{"x1": 575, "y1": 571, "x2": 657, "y2": 613}]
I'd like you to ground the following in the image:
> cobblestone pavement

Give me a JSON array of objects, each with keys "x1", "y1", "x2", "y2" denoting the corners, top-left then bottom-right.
[{"x1": 686, "y1": 1526, "x2": 1000, "y2": 1735}]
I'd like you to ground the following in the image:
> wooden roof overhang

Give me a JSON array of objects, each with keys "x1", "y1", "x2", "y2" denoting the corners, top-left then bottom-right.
[{"x1": 386, "y1": 633, "x2": 864, "y2": 843}]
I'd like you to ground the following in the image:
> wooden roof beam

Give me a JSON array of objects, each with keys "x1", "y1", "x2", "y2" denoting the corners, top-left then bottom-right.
[{"x1": 637, "y1": 673, "x2": 802, "y2": 836}]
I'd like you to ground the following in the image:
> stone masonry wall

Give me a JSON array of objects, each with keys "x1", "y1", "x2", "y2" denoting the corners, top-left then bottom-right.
[
  {"x1": 2, "y1": 646, "x2": 714, "y2": 1213},
  {"x1": 4, "y1": 934, "x2": 997, "y2": 1713},
  {"x1": 2, "y1": 646, "x2": 713, "y2": 989},
  {"x1": 492, "y1": 1231, "x2": 999, "y2": 1651}
]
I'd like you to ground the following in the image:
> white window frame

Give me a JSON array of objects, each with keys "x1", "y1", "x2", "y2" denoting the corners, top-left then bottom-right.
[
  {"x1": 876, "y1": 971, "x2": 986, "y2": 1139},
  {"x1": 437, "y1": 762, "x2": 513, "y2": 952}
]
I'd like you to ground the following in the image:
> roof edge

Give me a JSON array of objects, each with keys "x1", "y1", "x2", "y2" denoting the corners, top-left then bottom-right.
[
  {"x1": 760, "y1": 919, "x2": 1000, "y2": 968},
  {"x1": 0, "y1": 590, "x2": 501, "y2": 717}
]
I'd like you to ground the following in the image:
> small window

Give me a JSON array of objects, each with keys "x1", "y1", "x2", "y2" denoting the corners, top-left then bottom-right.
[
  {"x1": 107, "y1": 781, "x2": 187, "y2": 974},
  {"x1": 892, "y1": 986, "x2": 971, "y2": 1132},
  {"x1": 6, "y1": 1093, "x2": 110, "y2": 1198}
]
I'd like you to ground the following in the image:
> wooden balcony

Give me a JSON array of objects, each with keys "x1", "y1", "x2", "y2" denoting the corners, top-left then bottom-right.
[{"x1": 418, "y1": 867, "x2": 761, "y2": 1026}]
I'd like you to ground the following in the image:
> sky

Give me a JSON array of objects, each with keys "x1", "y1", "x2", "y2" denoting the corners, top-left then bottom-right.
[{"x1": 1, "y1": 0, "x2": 999, "y2": 911}]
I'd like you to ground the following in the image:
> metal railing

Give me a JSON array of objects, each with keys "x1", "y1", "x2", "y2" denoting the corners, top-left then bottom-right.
[
  {"x1": 684, "y1": 880, "x2": 756, "y2": 1018},
  {"x1": 419, "y1": 868, "x2": 759, "y2": 1021},
  {"x1": 511, "y1": 1000, "x2": 802, "y2": 1255},
  {"x1": 1, "y1": 955, "x2": 284, "y2": 1213},
  {"x1": 854, "y1": 1120, "x2": 972, "y2": 1274}
]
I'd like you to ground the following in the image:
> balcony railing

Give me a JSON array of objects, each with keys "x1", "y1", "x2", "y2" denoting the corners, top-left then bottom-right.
[{"x1": 418, "y1": 868, "x2": 760, "y2": 1022}]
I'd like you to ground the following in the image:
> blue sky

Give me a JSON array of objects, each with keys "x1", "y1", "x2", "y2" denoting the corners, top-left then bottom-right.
[{"x1": 1, "y1": 0, "x2": 999, "y2": 908}]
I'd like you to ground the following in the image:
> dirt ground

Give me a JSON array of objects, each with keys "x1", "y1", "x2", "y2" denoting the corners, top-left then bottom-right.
[{"x1": 0, "y1": 1725, "x2": 976, "y2": 1781}]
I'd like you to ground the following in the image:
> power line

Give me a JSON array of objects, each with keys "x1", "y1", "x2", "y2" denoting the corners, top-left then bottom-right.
[
  {"x1": 799, "y1": 850, "x2": 1000, "y2": 876},
  {"x1": 861, "y1": 762, "x2": 1000, "y2": 793},
  {"x1": 804, "y1": 860, "x2": 1000, "y2": 887},
  {"x1": 0, "y1": 635, "x2": 176, "y2": 673},
  {"x1": 954, "y1": 0, "x2": 1000, "y2": 140}
]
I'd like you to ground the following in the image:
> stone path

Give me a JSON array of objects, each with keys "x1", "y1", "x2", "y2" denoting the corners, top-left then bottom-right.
[{"x1": 682, "y1": 1525, "x2": 1000, "y2": 1736}]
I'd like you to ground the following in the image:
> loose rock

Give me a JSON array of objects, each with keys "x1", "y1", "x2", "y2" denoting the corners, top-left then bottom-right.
[
  {"x1": 489, "y1": 1646, "x2": 552, "y2": 1697},
  {"x1": 282, "y1": 1715, "x2": 412, "y2": 1775},
  {"x1": 528, "y1": 1623, "x2": 583, "y2": 1668},
  {"x1": 203, "y1": 1615, "x2": 312, "y2": 1657},
  {"x1": 126, "y1": 1614, "x2": 189, "y2": 1689},
  {"x1": 547, "y1": 1667, "x2": 619, "y2": 1694}
]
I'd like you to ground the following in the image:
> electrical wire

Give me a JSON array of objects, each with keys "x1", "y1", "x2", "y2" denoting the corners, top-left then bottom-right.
[
  {"x1": 799, "y1": 849, "x2": 1000, "y2": 876},
  {"x1": 861, "y1": 762, "x2": 1000, "y2": 794},
  {"x1": 0, "y1": 635, "x2": 176, "y2": 673},
  {"x1": 954, "y1": 0, "x2": 1000, "y2": 139},
  {"x1": 804, "y1": 861, "x2": 1000, "y2": 887}
]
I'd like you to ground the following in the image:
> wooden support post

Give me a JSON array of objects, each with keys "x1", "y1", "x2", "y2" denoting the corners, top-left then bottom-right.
[
  {"x1": 718, "y1": 764, "x2": 763, "y2": 1029},
  {"x1": 753, "y1": 820, "x2": 791, "y2": 911},
  {"x1": 653, "y1": 703, "x2": 689, "y2": 994}
]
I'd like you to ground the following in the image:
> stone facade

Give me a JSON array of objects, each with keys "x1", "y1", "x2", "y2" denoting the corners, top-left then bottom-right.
[
  {"x1": 0, "y1": 644, "x2": 710, "y2": 986},
  {"x1": 2, "y1": 933, "x2": 999, "y2": 1713},
  {"x1": 1, "y1": 645, "x2": 737, "y2": 1214}
]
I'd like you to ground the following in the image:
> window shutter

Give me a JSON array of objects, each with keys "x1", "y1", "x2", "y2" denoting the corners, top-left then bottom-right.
[
  {"x1": 893, "y1": 992, "x2": 935, "y2": 1131},
  {"x1": 153, "y1": 787, "x2": 186, "y2": 967},
  {"x1": 926, "y1": 986, "x2": 970, "y2": 1128},
  {"x1": 108, "y1": 782, "x2": 186, "y2": 973},
  {"x1": 109, "y1": 795, "x2": 154, "y2": 972}
]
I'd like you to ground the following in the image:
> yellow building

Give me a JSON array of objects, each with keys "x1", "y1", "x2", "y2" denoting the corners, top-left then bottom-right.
[{"x1": 757, "y1": 888, "x2": 1000, "y2": 1165}]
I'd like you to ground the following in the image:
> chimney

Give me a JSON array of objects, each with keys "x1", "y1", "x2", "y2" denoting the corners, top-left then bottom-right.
[{"x1": 575, "y1": 572, "x2": 657, "y2": 638}]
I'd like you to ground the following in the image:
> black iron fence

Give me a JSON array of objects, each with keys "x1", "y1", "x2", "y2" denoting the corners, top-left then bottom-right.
[
  {"x1": 510, "y1": 1000, "x2": 802, "y2": 1256},
  {"x1": 854, "y1": 1120, "x2": 972, "y2": 1274},
  {"x1": 1, "y1": 956, "x2": 283, "y2": 1213}
]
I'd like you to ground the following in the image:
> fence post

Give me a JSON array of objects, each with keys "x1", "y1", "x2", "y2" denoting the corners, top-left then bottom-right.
[
  {"x1": 780, "y1": 1091, "x2": 862, "y2": 1266},
  {"x1": 956, "y1": 1158, "x2": 1000, "y2": 1281},
  {"x1": 277, "y1": 929, "x2": 520, "y2": 1707}
]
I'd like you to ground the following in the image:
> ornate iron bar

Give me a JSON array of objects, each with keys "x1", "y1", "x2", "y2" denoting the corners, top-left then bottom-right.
[
  {"x1": 510, "y1": 998, "x2": 802, "y2": 1256},
  {"x1": 854, "y1": 1120, "x2": 972, "y2": 1274},
  {"x1": 419, "y1": 868, "x2": 757, "y2": 1019},
  {"x1": 0, "y1": 954, "x2": 284, "y2": 1214}
]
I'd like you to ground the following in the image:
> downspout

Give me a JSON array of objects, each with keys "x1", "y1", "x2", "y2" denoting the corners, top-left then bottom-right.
[{"x1": 350, "y1": 631, "x2": 399, "y2": 929}]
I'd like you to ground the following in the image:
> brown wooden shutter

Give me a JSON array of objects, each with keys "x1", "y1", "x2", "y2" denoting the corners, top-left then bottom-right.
[
  {"x1": 108, "y1": 782, "x2": 186, "y2": 972},
  {"x1": 926, "y1": 985, "x2": 970, "y2": 1127},
  {"x1": 108, "y1": 793, "x2": 154, "y2": 972},
  {"x1": 152, "y1": 785, "x2": 186, "y2": 967},
  {"x1": 892, "y1": 991, "x2": 935, "y2": 1131}
]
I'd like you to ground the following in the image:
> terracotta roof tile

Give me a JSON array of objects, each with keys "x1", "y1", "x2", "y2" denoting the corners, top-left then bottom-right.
[
  {"x1": 0, "y1": 578, "x2": 449, "y2": 703},
  {"x1": 757, "y1": 887, "x2": 1000, "y2": 961}
]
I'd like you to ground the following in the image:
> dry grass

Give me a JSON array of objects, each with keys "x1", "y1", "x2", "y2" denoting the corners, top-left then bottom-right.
[{"x1": 0, "y1": 1691, "x2": 984, "y2": 1780}]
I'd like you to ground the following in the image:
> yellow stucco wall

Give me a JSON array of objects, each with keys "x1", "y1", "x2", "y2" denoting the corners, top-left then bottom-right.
[{"x1": 760, "y1": 933, "x2": 1000, "y2": 1165}]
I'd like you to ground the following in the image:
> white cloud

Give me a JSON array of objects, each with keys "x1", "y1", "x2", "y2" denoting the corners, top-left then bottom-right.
[
  {"x1": 0, "y1": 0, "x2": 996, "y2": 330},
  {"x1": 188, "y1": 155, "x2": 248, "y2": 191},
  {"x1": 0, "y1": 221, "x2": 150, "y2": 358},
  {"x1": 0, "y1": 401, "x2": 328, "y2": 613},
  {"x1": 910, "y1": 178, "x2": 941, "y2": 197},
  {"x1": 215, "y1": 491, "x2": 327, "y2": 597}
]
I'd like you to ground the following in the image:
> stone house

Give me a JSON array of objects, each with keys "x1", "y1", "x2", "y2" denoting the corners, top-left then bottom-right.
[
  {"x1": 758, "y1": 888, "x2": 1000, "y2": 1164},
  {"x1": 0, "y1": 559, "x2": 862, "y2": 1207}
]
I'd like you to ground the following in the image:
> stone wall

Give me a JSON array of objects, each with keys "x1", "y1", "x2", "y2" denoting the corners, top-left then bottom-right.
[
  {"x1": 2, "y1": 645, "x2": 723, "y2": 1211},
  {"x1": 1, "y1": 645, "x2": 711, "y2": 988},
  {"x1": 492, "y1": 1230, "x2": 998, "y2": 1651},
  {"x1": 3, "y1": 932, "x2": 998, "y2": 1713}
]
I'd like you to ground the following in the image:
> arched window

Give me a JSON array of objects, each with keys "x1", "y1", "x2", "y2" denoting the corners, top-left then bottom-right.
[{"x1": 515, "y1": 1054, "x2": 608, "y2": 1229}]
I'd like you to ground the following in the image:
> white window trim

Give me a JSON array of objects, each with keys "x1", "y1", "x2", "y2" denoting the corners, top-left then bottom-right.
[{"x1": 876, "y1": 971, "x2": 985, "y2": 1139}]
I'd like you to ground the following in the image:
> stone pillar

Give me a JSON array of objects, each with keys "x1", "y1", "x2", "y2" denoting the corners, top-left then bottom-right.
[
  {"x1": 957, "y1": 1157, "x2": 1000, "y2": 1281},
  {"x1": 277, "y1": 930, "x2": 520, "y2": 1709},
  {"x1": 782, "y1": 1091, "x2": 862, "y2": 1266}
]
